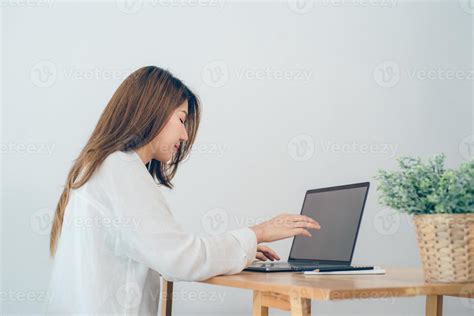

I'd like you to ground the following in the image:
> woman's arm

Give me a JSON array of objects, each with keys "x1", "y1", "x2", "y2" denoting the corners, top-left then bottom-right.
[{"x1": 97, "y1": 152, "x2": 257, "y2": 282}]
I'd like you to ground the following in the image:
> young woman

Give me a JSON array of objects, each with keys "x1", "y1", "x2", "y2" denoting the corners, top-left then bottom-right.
[{"x1": 46, "y1": 66, "x2": 320, "y2": 314}]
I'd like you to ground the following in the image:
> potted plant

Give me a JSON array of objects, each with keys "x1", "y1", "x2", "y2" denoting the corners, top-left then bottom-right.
[{"x1": 375, "y1": 154, "x2": 474, "y2": 283}]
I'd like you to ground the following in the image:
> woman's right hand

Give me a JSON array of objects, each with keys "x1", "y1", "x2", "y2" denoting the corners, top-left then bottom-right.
[{"x1": 249, "y1": 213, "x2": 321, "y2": 243}]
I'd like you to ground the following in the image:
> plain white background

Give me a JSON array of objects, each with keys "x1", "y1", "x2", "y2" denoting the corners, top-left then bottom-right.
[{"x1": 1, "y1": 0, "x2": 473, "y2": 315}]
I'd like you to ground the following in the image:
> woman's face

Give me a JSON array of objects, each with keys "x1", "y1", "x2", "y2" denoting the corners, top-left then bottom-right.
[{"x1": 149, "y1": 100, "x2": 189, "y2": 163}]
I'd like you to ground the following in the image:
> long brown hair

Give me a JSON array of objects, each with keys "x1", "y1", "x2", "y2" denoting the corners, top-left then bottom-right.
[{"x1": 50, "y1": 66, "x2": 201, "y2": 257}]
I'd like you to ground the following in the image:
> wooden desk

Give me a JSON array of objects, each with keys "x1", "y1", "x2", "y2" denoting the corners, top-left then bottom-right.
[{"x1": 161, "y1": 267, "x2": 474, "y2": 316}]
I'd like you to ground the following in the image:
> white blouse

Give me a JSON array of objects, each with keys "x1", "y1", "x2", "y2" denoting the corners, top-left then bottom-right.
[{"x1": 46, "y1": 149, "x2": 257, "y2": 315}]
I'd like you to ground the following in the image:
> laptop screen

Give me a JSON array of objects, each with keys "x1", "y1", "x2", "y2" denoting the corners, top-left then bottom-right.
[{"x1": 289, "y1": 182, "x2": 369, "y2": 263}]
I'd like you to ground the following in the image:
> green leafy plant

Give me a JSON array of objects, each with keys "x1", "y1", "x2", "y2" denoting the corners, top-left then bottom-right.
[{"x1": 375, "y1": 154, "x2": 474, "y2": 214}]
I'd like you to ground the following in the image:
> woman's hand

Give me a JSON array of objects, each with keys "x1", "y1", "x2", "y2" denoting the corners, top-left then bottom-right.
[
  {"x1": 250, "y1": 213, "x2": 321, "y2": 244},
  {"x1": 256, "y1": 244, "x2": 281, "y2": 261}
]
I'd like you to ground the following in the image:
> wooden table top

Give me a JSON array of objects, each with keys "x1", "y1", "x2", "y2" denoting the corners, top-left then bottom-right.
[{"x1": 200, "y1": 267, "x2": 474, "y2": 300}]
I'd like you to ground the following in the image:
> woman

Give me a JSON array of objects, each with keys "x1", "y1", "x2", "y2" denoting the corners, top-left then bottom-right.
[{"x1": 46, "y1": 66, "x2": 321, "y2": 314}]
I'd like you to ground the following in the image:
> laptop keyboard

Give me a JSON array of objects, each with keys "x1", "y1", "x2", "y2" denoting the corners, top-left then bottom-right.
[{"x1": 254, "y1": 262, "x2": 335, "y2": 268}]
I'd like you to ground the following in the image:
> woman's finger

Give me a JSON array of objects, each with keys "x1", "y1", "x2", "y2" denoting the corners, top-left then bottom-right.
[
  {"x1": 292, "y1": 228, "x2": 312, "y2": 238},
  {"x1": 282, "y1": 214, "x2": 320, "y2": 227},
  {"x1": 257, "y1": 245, "x2": 281, "y2": 260},
  {"x1": 290, "y1": 221, "x2": 320, "y2": 230},
  {"x1": 295, "y1": 215, "x2": 319, "y2": 225},
  {"x1": 256, "y1": 252, "x2": 268, "y2": 261}
]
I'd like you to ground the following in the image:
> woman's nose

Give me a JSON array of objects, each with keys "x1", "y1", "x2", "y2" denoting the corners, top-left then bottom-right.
[{"x1": 180, "y1": 128, "x2": 188, "y2": 142}]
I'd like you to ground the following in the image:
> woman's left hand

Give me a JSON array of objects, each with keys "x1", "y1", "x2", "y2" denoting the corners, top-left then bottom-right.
[{"x1": 256, "y1": 244, "x2": 281, "y2": 261}]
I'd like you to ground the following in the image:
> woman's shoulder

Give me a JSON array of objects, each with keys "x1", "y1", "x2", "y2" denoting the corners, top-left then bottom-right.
[
  {"x1": 96, "y1": 149, "x2": 146, "y2": 179},
  {"x1": 96, "y1": 149, "x2": 157, "y2": 191},
  {"x1": 102, "y1": 150, "x2": 143, "y2": 170},
  {"x1": 76, "y1": 150, "x2": 145, "y2": 196}
]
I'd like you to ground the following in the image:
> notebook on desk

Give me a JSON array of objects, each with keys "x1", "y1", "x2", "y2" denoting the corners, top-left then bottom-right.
[{"x1": 244, "y1": 182, "x2": 374, "y2": 273}]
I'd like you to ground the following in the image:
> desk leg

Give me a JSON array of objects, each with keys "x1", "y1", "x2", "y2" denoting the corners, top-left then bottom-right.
[
  {"x1": 160, "y1": 279, "x2": 173, "y2": 316},
  {"x1": 426, "y1": 295, "x2": 443, "y2": 316},
  {"x1": 252, "y1": 291, "x2": 269, "y2": 316},
  {"x1": 289, "y1": 295, "x2": 311, "y2": 316}
]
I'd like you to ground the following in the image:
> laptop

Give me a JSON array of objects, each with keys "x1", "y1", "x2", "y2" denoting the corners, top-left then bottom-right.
[{"x1": 244, "y1": 182, "x2": 372, "y2": 272}]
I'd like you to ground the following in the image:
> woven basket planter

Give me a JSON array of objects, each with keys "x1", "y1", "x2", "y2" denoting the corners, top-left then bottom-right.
[{"x1": 413, "y1": 214, "x2": 474, "y2": 283}]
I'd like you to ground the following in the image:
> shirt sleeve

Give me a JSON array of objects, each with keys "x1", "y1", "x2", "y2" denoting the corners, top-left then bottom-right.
[{"x1": 97, "y1": 151, "x2": 258, "y2": 282}]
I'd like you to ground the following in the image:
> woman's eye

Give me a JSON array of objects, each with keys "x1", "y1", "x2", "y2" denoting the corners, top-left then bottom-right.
[{"x1": 180, "y1": 119, "x2": 185, "y2": 124}]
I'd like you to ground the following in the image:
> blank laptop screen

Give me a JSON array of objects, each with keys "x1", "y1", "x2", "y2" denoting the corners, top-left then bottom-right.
[{"x1": 289, "y1": 185, "x2": 369, "y2": 262}]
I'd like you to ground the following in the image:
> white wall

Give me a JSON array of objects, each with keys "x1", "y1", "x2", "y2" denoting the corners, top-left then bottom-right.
[{"x1": 1, "y1": 0, "x2": 473, "y2": 315}]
